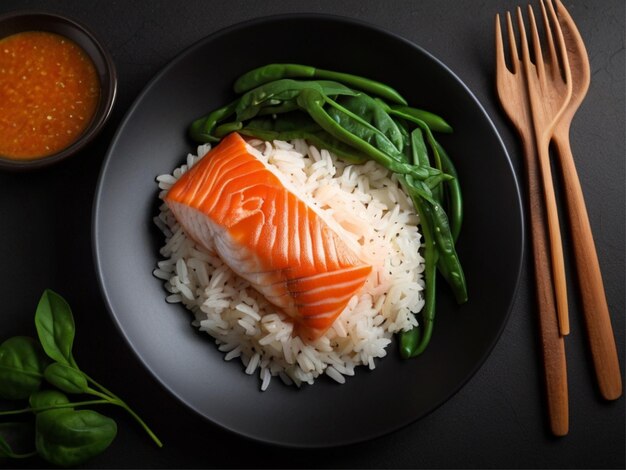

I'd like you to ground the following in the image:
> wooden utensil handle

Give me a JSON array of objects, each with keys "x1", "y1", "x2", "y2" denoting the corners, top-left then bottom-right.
[
  {"x1": 536, "y1": 137, "x2": 570, "y2": 336},
  {"x1": 521, "y1": 137, "x2": 569, "y2": 436},
  {"x1": 552, "y1": 132, "x2": 623, "y2": 400}
]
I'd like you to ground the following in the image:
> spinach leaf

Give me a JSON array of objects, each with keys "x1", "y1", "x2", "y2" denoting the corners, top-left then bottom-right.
[
  {"x1": 34, "y1": 290, "x2": 76, "y2": 367},
  {"x1": 35, "y1": 409, "x2": 117, "y2": 467},
  {"x1": 0, "y1": 422, "x2": 36, "y2": 459},
  {"x1": 44, "y1": 363, "x2": 88, "y2": 394},
  {"x1": 0, "y1": 336, "x2": 50, "y2": 399},
  {"x1": 29, "y1": 390, "x2": 71, "y2": 411},
  {"x1": 0, "y1": 433, "x2": 11, "y2": 457}
]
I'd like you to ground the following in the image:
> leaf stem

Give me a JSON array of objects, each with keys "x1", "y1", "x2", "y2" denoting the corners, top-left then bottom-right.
[
  {"x1": 85, "y1": 376, "x2": 163, "y2": 448},
  {"x1": 0, "y1": 399, "x2": 110, "y2": 416}
]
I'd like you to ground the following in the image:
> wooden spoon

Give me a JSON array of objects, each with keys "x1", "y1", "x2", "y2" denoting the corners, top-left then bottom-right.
[{"x1": 552, "y1": 0, "x2": 622, "y2": 400}]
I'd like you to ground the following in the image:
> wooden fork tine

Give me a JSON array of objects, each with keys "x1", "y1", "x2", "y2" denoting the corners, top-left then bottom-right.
[
  {"x1": 504, "y1": 12, "x2": 519, "y2": 74},
  {"x1": 545, "y1": 0, "x2": 572, "y2": 85},
  {"x1": 495, "y1": 14, "x2": 506, "y2": 75},
  {"x1": 539, "y1": 0, "x2": 558, "y2": 80},
  {"x1": 516, "y1": 7, "x2": 534, "y2": 80},
  {"x1": 527, "y1": 5, "x2": 546, "y2": 83}
]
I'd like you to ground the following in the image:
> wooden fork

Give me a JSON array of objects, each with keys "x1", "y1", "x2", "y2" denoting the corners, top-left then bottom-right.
[
  {"x1": 495, "y1": 8, "x2": 568, "y2": 436},
  {"x1": 551, "y1": 0, "x2": 622, "y2": 401},
  {"x1": 519, "y1": 0, "x2": 572, "y2": 337}
]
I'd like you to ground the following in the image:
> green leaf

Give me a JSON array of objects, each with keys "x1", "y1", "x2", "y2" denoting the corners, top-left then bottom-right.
[
  {"x1": 0, "y1": 433, "x2": 11, "y2": 457},
  {"x1": 0, "y1": 422, "x2": 37, "y2": 459},
  {"x1": 36, "y1": 409, "x2": 117, "y2": 467},
  {"x1": 29, "y1": 390, "x2": 71, "y2": 411},
  {"x1": 410, "y1": 128, "x2": 429, "y2": 167},
  {"x1": 332, "y1": 94, "x2": 405, "y2": 153},
  {"x1": 34, "y1": 290, "x2": 76, "y2": 366},
  {"x1": 239, "y1": 114, "x2": 369, "y2": 164},
  {"x1": 44, "y1": 363, "x2": 88, "y2": 394},
  {"x1": 236, "y1": 79, "x2": 356, "y2": 121},
  {"x1": 0, "y1": 336, "x2": 51, "y2": 399}
]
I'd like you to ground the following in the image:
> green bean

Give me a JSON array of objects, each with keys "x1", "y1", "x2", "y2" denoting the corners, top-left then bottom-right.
[
  {"x1": 233, "y1": 63, "x2": 407, "y2": 105},
  {"x1": 234, "y1": 64, "x2": 317, "y2": 92},
  {"x1": 398, "y1": 176, "x2": 438, "y2": 357},
  {"x1": 399, "y1": 323, "x2": 420, "y2": 358},
  {"x1": 410, "y1": 128, "x2": 429, "y2": 168},
  {"x1": 435, "y1": 142, "x2": 463, "y2": 243},
  {"x1": 325, "y1": 96, "x2": 405, "y2": 158},
  {"x1": 297, "y1": 88, "x2": 439, "y2": 181},
  {"x1": 314, "y1": 68, "x2": 407, "y2": 105},
  {"x1": 381, "y1": 105, "x2": 443, "y2": 168},
  {"x1": 333, "y1": 94, "x2": 405, "y2": 152},
  {"x1": 386, "y1": 106, "x2": 451, "y2": 205},
  {"x1": 395, "y1": 117, "x2": 411, "y2": 156},
  {"x1": 189, "y1": 100, "x2": 238, "y2": 142},
  {"x1": 239, "y1": 115, "x2": 369, "y2": 164},
  {"x1": 214, "y1": 121, "x2": 243, "y2": 138},
  {"x1": 256, "y1": 100, "x2": 300, "y2": 116},
  {"x1": 429, "y1": 198, "x2": 467, "y2": 304},
  {"x1": 190, "y1": 81, "x2": 357, "y2": 142},
  {"x1": 235, "y1": 79, "x2": 357, "y2": 121},
  {"x1": 187, "y1": 64, "x2": 468, "y2": 358},
  {"x1": 404, "y1": 118, "x2": 462, "y2": 242},
  {"x1": 389, "y1": 105, "x2": 453, "y2": 133},
  {"x1": 405, "y1": 172, "x2": 467, "y2": 305}
]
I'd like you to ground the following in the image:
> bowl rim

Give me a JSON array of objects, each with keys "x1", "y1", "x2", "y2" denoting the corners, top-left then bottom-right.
[
  {"x1": 92, "y1": 11, "x2": 525, "y2": 447},
  {"x1": 0, "y1": 9, "x2": 118, "y2": 171}
]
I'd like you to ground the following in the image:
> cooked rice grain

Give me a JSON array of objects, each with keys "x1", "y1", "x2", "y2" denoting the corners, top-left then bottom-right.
[{"x1": 154, "y1": 138, "x2": 425, "y2": 390}]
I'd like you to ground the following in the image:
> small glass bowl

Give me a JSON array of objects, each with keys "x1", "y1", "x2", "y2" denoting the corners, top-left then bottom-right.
[{"x1": 0, "y1": 11, "x2": 117, "y2": 170}]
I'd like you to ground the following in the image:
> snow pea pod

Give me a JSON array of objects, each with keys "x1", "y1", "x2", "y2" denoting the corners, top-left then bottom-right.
[
  {"x1": 380, "y1": 103, "x2": 443, "y2": 168},
  {"x1": 187, "y1": 65, "x2": 467, "y2": 358},
  {"x1": 190, "y1": 80, "x2": 355, "y2": 142},
  {"x1": 435, "y1": 142, "x2": 463, "y2": 243},
  {"x1": 328, "y1": 94, "x2": 405, "y2": 154},
  {"x1": 404, "y1": 122, "x2": 462, "y2": 242},
  {"x1": 387, "y1": 105, "x2": 449, "y2": 204},
  {"x1": 296, "y1": 88, "x2": 439, "y2": 181},
  {"x1": 410, "y1": 128, "x2": 429, "y2": 167},
  {"x1": 399, "y1": 170, "x2": 466, "y2": 357},
  {"x1": 238, "y1": 115, "x2": 369, "y2": 164},
  {"x1": 234, "y1": 63, "x2": 407, "y2": 105},
  {"x1": 429, "y1": 197, "x2": 467, "y2": 304},
  {"x1": 189, "y1": 100, "x2": 238, "y2": 142},
  {"x1": 406, "y1": 126, "x2": 447, "y2": 206},
  {"x1": 256, "y1": 100, "x2": 300, "y2": 116},
  {"x1": 389, "y1": 105, "x2": 453, "y2": 133},
  {"x1": 325, "y1": 99, "x2": 404, "y2": 160},
  {"x1": 235, "y1": 79, "x2": 357, "y2": 121},
  {"x1": 398, "y1": 177, "x2": 438, "y2": 357},
  {"x1": 417, "y1": 139, "x2": 464, "y2": 291},
  {"x1": 407, "y1": 172, "x2": 466, "y2": 304},
  {"x1": 214, "y1": 121, "x2": 243, "y2": 138}
]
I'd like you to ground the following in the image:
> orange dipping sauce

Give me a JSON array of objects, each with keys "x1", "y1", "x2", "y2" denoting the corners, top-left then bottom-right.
[{"x1": 0, "y1": 31, "x2": 100, "y2": 160}]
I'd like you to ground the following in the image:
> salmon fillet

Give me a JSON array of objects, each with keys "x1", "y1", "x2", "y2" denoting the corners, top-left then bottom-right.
[{"x1": 165, "y1": 132, "x2": 372, "y2": 340}]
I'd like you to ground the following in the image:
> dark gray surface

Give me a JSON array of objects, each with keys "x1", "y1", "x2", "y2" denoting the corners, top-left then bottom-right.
[{"x1": 0, "y1": 0, "x2": 623, "y2": 468}]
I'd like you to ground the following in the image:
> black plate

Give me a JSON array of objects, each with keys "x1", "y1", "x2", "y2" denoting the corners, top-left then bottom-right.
[{"x1": 93, "y1": 14, "x2": 523, "y2": 447}]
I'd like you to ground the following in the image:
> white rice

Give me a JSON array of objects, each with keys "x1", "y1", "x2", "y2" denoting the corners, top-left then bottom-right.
[{"x1": 153, "y1": 138, "x2": 425, "y2": 390}]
